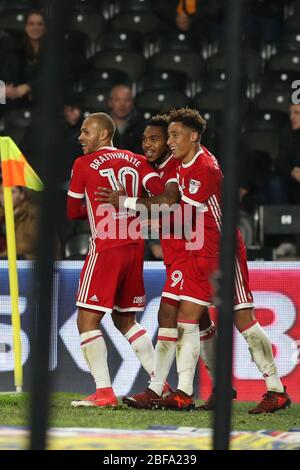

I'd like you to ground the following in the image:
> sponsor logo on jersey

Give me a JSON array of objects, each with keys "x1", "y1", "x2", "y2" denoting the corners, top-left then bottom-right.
[
  {"x1": 133, "y1": 295, "x2": 146, "y2": 304},
  {"x1": 189, "y1": 179, "x2": 201, "y2": 194}
]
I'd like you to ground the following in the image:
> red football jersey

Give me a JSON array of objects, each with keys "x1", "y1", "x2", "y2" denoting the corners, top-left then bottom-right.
[
  {"x1": 156, "y1": 155, "x2": 187, "y2": 265},
  {"x1": 177, "y1": 145, "x2": 245, "y2": 257},
  {"x1": 68, "y1": 146, "x2": 163, "y2": 253}
]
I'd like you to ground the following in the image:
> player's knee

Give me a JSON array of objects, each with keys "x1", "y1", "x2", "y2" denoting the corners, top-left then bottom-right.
[
  {"x1": 112, "y1": 312, "x2": 135, "y2": 334},
  {"x1": 158, "y1": 302, "x2": 178, "y2": 328},
  {"x1": 234, "y1": 307, "x2": 256, "y2": 331},
  {"x1": 76, "y1": 309, "x2": 101, "y2": 333}
]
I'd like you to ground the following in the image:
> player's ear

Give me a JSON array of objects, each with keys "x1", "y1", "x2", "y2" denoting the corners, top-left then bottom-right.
[
  {"x1": 191, "y1": 130, "x2": 199, "y2": 143},
  {"x1": 100, "y1": 128, "x2": 109, "y2": 140}
]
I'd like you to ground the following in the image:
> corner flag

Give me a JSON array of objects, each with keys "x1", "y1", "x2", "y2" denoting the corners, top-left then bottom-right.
[
  {"x1": 0, "y1": 136, "x2": 43, "y2": 190},
  {"x1": 0, "y1": 136, "x2": 43, "y2": 392}
]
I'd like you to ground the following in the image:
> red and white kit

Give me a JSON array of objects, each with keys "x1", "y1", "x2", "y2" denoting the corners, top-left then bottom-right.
[
  {"x1": 68, "y1": 146, "x2": 163, "y2": 313},
  {"x1": 156, "y1": 155, "x2": 189, "y2": 305},
  {"x1": 177, "y1": 145, "x2": 254, "y2": 310}
]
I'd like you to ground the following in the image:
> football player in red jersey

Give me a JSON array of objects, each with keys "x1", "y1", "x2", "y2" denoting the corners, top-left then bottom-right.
[
  {"x1": 67, "y1": 112, "x2": 164, "y2": 408},
  {"x1": 118, "y1": 114, "x2": 221, "y2": 410},
  {"x1": 98, "y1": 109, "x2": 291, "y2": 414}
]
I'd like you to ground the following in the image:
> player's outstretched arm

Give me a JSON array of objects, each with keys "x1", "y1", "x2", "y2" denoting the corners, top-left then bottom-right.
[{"x1": 95, "y1": 182, "x2": 180, "y2": 211}]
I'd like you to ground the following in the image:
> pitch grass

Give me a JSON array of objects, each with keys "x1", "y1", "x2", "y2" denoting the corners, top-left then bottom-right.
[{"x1": 0, "y1": 393, "x2": 299, "y2": 432}]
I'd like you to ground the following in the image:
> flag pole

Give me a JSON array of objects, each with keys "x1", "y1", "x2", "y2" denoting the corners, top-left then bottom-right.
[
  {"x1": 0, "y1": 135, "x2": 43, "y2": 392},
  {"x1": 1, "y1": 180, "x2": 23, "y2": 392}
]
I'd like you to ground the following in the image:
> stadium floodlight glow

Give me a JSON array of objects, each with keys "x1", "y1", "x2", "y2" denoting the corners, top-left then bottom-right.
[{"x1": 0, "y1": 81, "x2": 6, "y2": 104}]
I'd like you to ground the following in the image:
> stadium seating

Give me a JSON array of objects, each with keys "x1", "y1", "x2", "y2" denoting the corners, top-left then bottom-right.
[
  {"x1": 148, "y1": 50, "x2": 204, "y2": 82},
  {"x1": 65, "y1": 233, "x2": 90, "y2": 260},
  {"x1": 80, "y1": 88, "x2": 111, "y2": 112},
  {"x1": 268, "y1": 50, "x2": 300, "y2": 72},
  {"x1": 67, "y1": 12, "x2": 106, "y2": 43},
  {"x1": 274, "y1": 31, "x2": 300, "y2": 51},
  {"x1": 135, "y1": 89, "x2": 189, "y2": 113},
  {"x1": 257, "y1": 70, "x2": 299, "y2": 92},
  {"x1": 241, "y1": 110, "x2": 288, "y2": 161},
  {"x1": 78, "y1": 68, "x2": 130, "y2": 91},
  {"x1": 206, "y1": 48, "x2": 262, "y2": 82},
  {"x1": 109, "y1": 0, "x2": 162, "y2": 36},
  {"x1": 284, "y1": 13, "x2": 300, "y2": 31},
  {"x1": 252, "y1": 88, "x2": 291, "y2": 113},
  {"x1": 0, "y1": 10, "x2": 27, "y2": 33},
  {"x1": 70, "y1": 0, "x2": 102, "y2": 13},
  {"x1": 152, "y1": 31, "x2": 196, "y2": 54},
  {"x1": 95, "y1": 30, "x2": 144, "y2": 53},
  {"x1": 259, "y1": 205, "x2": 300, "y2": 245},
  {"x1": 136, "y1": 69, "x2": 189, "y2": 95},
  {"x1": 1, "y1": 0, "x2": 34, "y2": 12},
  {"x1": 90, "y1": 50, "x2": 146, "y2": 81},
  {"x1": 286, "y1": 1, "x2": 300, "y2": 16},
  {"x1": 1, "y1": 108, "x2": 32, "y2": 145},
  {"x1": 192, "y1": 89, "x2": 249, "y2": 115}
]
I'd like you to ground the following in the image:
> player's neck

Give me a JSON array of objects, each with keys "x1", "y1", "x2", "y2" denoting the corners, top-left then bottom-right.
[
  {"x1": 96, "y1": 141, "x2": 114, "y2": 151},
  {"x1": 156, "y1": 152, "x2": 171, "y2": 167},
  {"x1": 182, "y1": 144, "x2": 201, "y2": 164}
]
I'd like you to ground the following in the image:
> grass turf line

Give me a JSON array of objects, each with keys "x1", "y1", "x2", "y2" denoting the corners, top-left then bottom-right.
[{"x1": 0, "y1": 393, "x2": 298, "y2": 432}]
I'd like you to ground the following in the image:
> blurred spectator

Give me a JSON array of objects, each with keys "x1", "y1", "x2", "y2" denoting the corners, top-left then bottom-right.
[
  {"x1": 151, "y1": 0, "x2": 222, "y2": 41},
  {"x1": 272, "y1": 104, "x2": 300, "y2": 205},
  {"x1": 62, "y1": 94, "x2": 84, "y2": 183},
  {"x1": 0, "y1": 183, "x2": 62, "y2": 260},
  {"x1": 247, "y1": 0, "x2": 283, "y2": 50},
  {"x1": 239, "y1": 146, "x2": 272, "y2": 214},
  {"x1": 21, "y1": 94, "x2": 83, "y2": 184},
  {"x1": 108, "y1": 84, "x2": 146, "y2": 154},
  {"x1": 0, "y1": 185, "x2": 40, "y2": 260},
  {"x1": 5, "y1": 10, "x2": 47, "y2": 107}
]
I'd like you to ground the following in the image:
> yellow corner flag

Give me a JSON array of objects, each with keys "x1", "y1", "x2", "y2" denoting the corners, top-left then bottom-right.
[
  {"x1": 0, "y1": 137, "x2": 43, "y2": 392},
  {"x1": 0, "y1": 136, "x2": 43, "y2": 190}
]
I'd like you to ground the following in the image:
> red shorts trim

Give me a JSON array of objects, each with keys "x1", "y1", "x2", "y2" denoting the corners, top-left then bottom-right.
[
  {"x1": 76, "y1": 244, "x2": 145, "y2": 313},
  {"x1": 180, "y1": 249, "x2": 254, "y2": 309}
]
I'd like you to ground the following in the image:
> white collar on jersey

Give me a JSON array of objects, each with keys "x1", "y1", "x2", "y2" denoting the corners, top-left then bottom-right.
[
  {"x1": 181, "y1": 147, "x2": 204, "y2": 168},
  {"x1": 96, "y1": 145, "x2": 117, "y2": 151},
  {"x1": 157, "y1": 154, "x2": 173, "y2": 170}
]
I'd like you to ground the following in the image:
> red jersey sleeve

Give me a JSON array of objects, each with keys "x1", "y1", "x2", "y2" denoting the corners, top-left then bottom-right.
[
  {"x1": 68, "y1": 158, "x2": 85, "y2": 199},
  {"x1": 181, "y1": 164, "x2": 217, "y2": 208},
  {"x1": 164, "y1": 158, "x2": 179, "y2": 186},
  {"x1": 67, "y1": 158, "x2": 87, "y2": 219},
  {"x1": 140, "y1": 160, "x2": 164, "y2": 196}
]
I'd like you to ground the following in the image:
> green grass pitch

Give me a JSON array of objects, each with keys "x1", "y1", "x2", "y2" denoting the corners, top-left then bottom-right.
[{"x1": 0, "y1": 393, "x2": 299, "y2": 432}]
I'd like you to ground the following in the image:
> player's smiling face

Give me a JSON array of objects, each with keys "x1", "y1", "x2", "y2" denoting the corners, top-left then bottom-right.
[
  {"x1": 167, "y1": 122, "x2": 198, "y2": 163},
  {"x1": 78, "y1": 118, "x2": 102, "y2": 155},
  {"x1": 142, "y1": 125, "x2": 168, "y2": 164}
]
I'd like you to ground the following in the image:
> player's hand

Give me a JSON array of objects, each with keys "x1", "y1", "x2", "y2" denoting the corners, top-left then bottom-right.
[{"x1": 94, "y1": 183, "x2": 126, "y2": 208}]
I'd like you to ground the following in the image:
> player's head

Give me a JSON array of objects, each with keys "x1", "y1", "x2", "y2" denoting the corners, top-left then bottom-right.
[
  {"x1": 79, "y1": 112, "x2": 116, "y2": 155},
  {"x1": 167, "y1": 108, "x2": 206, "y2": 162},
  {"x1": 142, "y1": 114, "x2": 169, "y2": 166}
]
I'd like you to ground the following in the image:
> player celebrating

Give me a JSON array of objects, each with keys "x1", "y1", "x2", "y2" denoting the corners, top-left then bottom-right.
[
  {"x1": 98, "y1": 108, "x2": 291, "y2": 414},
  {"x1": 67, "y1": 112, "x2": 164, "y2": 408},
  {"x1": 122, "y1": 114, "x2": 221, "y2": 409}
]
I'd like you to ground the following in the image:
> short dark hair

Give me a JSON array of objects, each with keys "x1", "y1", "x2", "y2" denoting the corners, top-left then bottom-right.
[
  {"x1": 25, "y1": 9, "x2": 47, "y2": 25},
  {"x1": 168, "y1": 108, "x2": 207, "y2": 136},
  {"x1": 146, "y1": 114, "x2": 169, "y2": 138}
]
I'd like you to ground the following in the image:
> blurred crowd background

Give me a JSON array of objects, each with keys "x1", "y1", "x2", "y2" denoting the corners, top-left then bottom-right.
[{"x1": 0, "y1": 0, "x2": 300, "y2": 261}]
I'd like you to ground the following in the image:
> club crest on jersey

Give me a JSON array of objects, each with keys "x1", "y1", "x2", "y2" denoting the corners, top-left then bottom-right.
[{"x1": 189, "y1": 179, "x2": 201, "y2": 194}]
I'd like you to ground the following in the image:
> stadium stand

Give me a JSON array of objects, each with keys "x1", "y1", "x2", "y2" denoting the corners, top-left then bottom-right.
[{"x1": 0, "y1": 0, "x2": 299, "y2": 259}]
